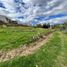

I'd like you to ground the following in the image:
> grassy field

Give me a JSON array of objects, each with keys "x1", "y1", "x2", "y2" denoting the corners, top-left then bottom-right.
[
  {"x1": 0, "y1": 31, "x2": 67, "y2": 67},
  {"x1": 0, "y1": 27, "x2": 67, "y2": 67},
  {"x1": 0, "y1": 27, "x2": 51, "y2": 51}
]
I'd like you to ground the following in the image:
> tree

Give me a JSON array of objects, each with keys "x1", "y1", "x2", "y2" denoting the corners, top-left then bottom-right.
[{"x1": 64, "y1": 22, "x2": 67, "y2": 29}]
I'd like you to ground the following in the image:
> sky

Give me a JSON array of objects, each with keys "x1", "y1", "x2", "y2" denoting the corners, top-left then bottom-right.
[{"x1": 0, "y1": 0, "x2": 67, "y2": 25}]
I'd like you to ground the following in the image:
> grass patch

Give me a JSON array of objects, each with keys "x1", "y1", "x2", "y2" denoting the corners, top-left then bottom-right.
[
  {"x1": 0, "y1": 27, "x2": 51, "y2": 51},
  {"x1": 0, "y1": 32, "x2": 65, "y2": 67}
]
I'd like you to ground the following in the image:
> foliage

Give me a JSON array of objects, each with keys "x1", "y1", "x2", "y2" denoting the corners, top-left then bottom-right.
[
  {"x1": 35, "y1": 23, "x2": 50, "y2": 29},
  {"x1": 1, "y1": 32, "x2": 67, "y2": 67},
  {"x1": 0, "y1": 27, "x2": 51, "y2": 51}
]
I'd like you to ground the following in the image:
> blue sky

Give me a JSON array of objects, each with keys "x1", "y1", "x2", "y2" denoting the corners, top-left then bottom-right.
[{"x1": 0, "y1": 0, "x2": 67, "y2": 25}]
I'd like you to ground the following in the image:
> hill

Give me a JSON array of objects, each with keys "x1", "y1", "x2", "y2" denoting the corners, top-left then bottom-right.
[{"x1": 0, "y1": 15, "x2": 19, "y2": 26}]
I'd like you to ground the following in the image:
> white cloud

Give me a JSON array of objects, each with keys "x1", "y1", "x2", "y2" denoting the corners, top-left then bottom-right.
[{"x1": 0, "y1": 0, "x2": 67, "y2": 24}]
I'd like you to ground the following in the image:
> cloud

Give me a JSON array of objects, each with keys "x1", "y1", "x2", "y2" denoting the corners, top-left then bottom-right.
[{"x1": 0, "y1": 0, "x2": 67, "y2": 25}]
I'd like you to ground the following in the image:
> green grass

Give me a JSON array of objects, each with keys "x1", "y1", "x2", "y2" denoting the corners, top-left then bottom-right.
[
  {"x1": 0, "y1": 27, "x2": 51, "y2": 51},
  {"x1": 0, "y1": 31, "x2": 67, "y2": 67}
]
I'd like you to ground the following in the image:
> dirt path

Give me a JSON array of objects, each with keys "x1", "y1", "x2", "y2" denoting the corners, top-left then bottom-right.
[{"x1": 0, "y1": 33, "x2": 53, "y2": 62}]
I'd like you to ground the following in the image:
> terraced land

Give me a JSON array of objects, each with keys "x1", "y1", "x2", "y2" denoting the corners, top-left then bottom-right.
[{"x1": 0, "y1": 27, "x2": 51, "y2": 51}]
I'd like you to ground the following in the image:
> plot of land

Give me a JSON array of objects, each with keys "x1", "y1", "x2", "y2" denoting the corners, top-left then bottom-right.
[
  {"x1": 0, "y1": 30, "x2": 52, "y2": 62},
  {"x1": 0, "y1": 27, "x2": 51, "y2": 51},
  {"x1": 0, "y1": 27, "x2": 67, "y2": 67}
]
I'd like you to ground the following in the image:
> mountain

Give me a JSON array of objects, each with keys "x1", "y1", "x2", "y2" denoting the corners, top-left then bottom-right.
[{"x1": 0, "y1": 15, "x2": 18, "y2": 26}]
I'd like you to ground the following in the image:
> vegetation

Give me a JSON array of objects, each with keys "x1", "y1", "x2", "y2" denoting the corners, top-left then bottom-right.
[
  {"x1": 0, "y1": 27, "x2": 51, "y2": 51},
  {"x1": 58, "y1": 22, "x2": 67, "y2": 34},
  {"x1": 64, "y1": 22, "x2": 67, "y2": 28},
  {"x1": 0, "y1": 31, "x2": 67, "y2": 67},
  {"x1": 0, "y1": 23, "x2": 67, "y2": 67},
  {"x1": 35, "y1": 23, "x2": 51, "y2": 29}
]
